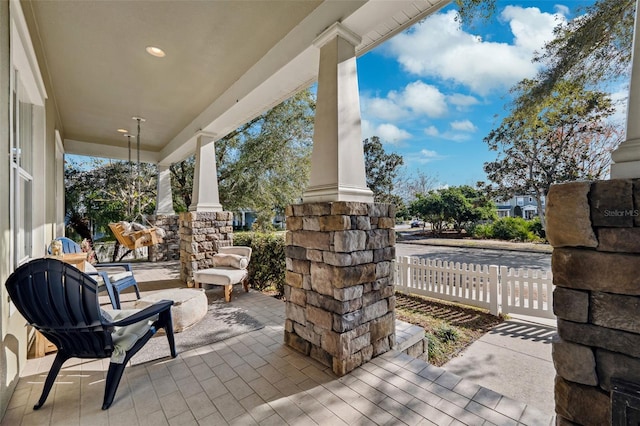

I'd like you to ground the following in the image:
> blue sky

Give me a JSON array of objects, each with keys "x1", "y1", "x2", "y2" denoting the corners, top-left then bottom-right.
[{"x1": 357, "y1": 0, "x2": 622, "y2": 188}]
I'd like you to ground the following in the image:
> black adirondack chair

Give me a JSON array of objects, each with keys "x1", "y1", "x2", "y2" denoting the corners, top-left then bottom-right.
[{"x1": 5, "y1": 258, "x2": 177, "y2": 410}]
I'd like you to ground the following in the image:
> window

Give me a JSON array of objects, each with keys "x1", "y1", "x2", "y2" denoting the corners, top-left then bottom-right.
[
  {"x1": 516, "y1": 197, "x2": 524, "y2": 206},
  {"x1": 11, "y1": 71, "x2": 34, "y2": 267}
]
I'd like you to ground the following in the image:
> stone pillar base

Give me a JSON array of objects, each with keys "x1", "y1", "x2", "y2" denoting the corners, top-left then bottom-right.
[
  {"x1": 547, "y1": 179, "x2": 640, "y2": 424},
  {"x1": 148, "y1": 214, "x2": 179, "y2": 262},
  {"x1": 179, "y1": 211, "x2": 233, "y2": 284},
  {"x1": 284, "y1": 201, "x2": 396, "y2": 376}
]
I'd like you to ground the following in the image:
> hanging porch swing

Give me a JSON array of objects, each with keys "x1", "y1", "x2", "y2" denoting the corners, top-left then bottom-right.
[{"x1": 108, "y1": 117, "x2": 164, "y2": 255}]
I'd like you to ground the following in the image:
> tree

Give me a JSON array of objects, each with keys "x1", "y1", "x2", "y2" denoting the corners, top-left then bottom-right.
[
  {"x1": 409, "y1": 186, "x2": 495, "y2": 234},
  {"x1": 409, "y1": 191, "x2": 446, "y2": 235},
  {"x1": 363, "y1": 136, "x2": 404, "y2": 203},
  {"x1": 396, "y1": 170, "x2": 440, "y2": 202},
  {"x1": 482, "y1": 78, "x2": 618, "y2": 228},
  {"x1": 440, "y1": 186, "x2": 495, "y2": 232},
  {"x1": 170, "y1": 89, "x2": 315, "y2": 227},
  {"x1": 65, "y1": 158, "x2": 158, "y2": 245}
]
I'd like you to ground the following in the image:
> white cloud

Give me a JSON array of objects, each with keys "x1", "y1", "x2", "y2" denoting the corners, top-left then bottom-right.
[
  {"x1": 406, "y1": 149, "x2": 445, "y2": 164},
  {"x1": 385, "y1": 7, "x2": 567, "y2": 95},
  {"x1": 362, "y1": 81, "x2": 448, "y2": 121},
  {"x1": 450, "y1": 120, "x2": 477, "y2": 132},
  {"x1": 402, "y1": 81, "x2": 448, "y2": 117},
  {"x1": 500, "y1": 6, "x2": 564, "y2": 52},
  {"x1": 609, "y1": 87, "x2": 629, "y2": 127},
  {"x1": 376, "y1": 123, "x2": 412, "y2": 144},
  {"x1": 448, "y1": 93, "x2": 480, "y2": 110},
  {"x1": 361, "y1": 119, "x2": 411, "y2": 145},
  {"x1": 424, "y1": 126, "x2": 439, "y2": 137},
  {"x1": 364, "y1": 96, "x2": 406, "y2": 121}
]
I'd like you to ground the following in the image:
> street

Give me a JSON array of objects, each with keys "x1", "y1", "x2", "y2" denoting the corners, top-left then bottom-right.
[{"x1": 396, "y1": 242, "x2": 551, "y2": 271}]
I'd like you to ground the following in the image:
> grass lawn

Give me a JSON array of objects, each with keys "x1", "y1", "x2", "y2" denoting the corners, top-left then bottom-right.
[{"x1": 395, "y1": 292, "x2": 504, "y2": 366}]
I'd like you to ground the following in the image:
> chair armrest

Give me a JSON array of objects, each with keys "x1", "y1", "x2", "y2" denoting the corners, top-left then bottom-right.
[
  {"x1": 86, "y1": 270, "x2": 111, "y2": 282},
  {"x1": 108, "y1": 300, "x2": 174, "y2": 327},
  {"x1": 94, "y1": 263, "x2": 132, "y2": 272}
]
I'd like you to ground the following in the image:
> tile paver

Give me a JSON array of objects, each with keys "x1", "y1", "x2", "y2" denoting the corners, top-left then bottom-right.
[{"x1": 1, "y1": 261, "x2": 556, "y2": 426}]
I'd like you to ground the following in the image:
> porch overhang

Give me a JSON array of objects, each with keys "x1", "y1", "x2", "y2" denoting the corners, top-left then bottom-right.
[{"x1": 24, "y1": 0, "x2": 449, "y2": 166}]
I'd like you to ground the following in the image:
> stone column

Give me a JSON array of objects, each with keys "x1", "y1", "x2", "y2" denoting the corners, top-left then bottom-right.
[
  {"x1": 303, "y1": 22, "x2": 373, "y2": 203},
  {"x1": 546, "y1": 179, "x2": 640, "y2": 424},
  {"x1": 156, "y1": 164, "x2": 175, "y2": 215},
  {"x1": 284, "y1": 202, "x2": 396, "y2": 376},
  {"x1": 148, "y1": 214, "x2": 179, "y2": 262},
  {"x1": 190, "y1": 132, "x2": 223, "y2": 212},
  {"x1": 179, "y1": 211, "x2": 233, "y2": 284},
  {"x1": 610, "y1": 5, "x2": 640, "y2": 178}
]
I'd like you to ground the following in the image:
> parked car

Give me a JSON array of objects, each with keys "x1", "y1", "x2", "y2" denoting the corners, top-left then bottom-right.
[{"x1": 411, "y1": 220, "x2": 424, "y2": 228}]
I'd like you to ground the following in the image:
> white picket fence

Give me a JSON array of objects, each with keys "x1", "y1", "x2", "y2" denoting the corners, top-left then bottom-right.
[{"x1": 394, "y1": 256, "x2": 554, "y2": 319}]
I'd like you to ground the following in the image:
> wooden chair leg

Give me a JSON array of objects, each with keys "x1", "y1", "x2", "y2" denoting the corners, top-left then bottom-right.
[
  {"x1": 224, "y1": 284, "x2": 232, "y2": 302},
  {"x1": 242, "y1": 278, "x2": 249, "y2": 293}
]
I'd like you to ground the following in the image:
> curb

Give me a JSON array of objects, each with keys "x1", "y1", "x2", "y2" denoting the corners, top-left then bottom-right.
[{"x1": 396, "y1": 237, "x2": 553, "y2": 254}]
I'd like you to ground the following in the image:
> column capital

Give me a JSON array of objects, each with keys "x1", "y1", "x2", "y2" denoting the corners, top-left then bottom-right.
[
  {"x1": 194, "y1": 131, "x2": 218, "y2": 142},
  {"x1": 313, "y1": 22, "x2": 361, "y2": 49}
]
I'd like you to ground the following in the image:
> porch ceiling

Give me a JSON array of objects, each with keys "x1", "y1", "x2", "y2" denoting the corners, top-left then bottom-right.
[{"x1": 23, "y1": 0, "x2": 447, "y2": 165}]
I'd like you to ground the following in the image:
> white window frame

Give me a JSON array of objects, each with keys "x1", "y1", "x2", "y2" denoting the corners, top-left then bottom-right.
[{"x1": 9, "y1": 0, "x2": 47, "y2": 271}]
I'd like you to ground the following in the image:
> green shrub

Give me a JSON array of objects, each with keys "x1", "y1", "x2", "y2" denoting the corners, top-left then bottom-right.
[
  {"x1": 234, "y1": 232, "x2": 286, "y2": 295},
  {"x1": 529, "y1": 216, "x2": 546, "y2": 239},
  {"x1": 434, "y1": 324, "x2": 460, "y2": 343},
  {"x1": 490, "y1": 217, "x2": 534, "y2": 242},
  {"x1": 468, "y1": 223, "x2": 493, "y2": 239}
]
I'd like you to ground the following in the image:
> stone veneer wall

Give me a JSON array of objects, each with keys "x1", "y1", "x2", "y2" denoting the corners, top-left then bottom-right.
[
  {"x1": 179, "y1": 211, "x2": 233, "y2": 284},
  {"x1": 148, "y1": 214, "x2": 180, "y2": 262},
  {"x1": 284, "y1": 201, "x2": 396, "y2": 376},
  {"x1": 547, "y1": 179, "x2": 640, "y2": 425}
]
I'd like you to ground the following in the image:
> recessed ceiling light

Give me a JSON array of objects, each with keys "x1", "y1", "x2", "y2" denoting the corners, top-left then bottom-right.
[
  {"x1": 117, "y1": 128, "x2": 128, "y2": 133},
  {"x1": 146, "y1": 46, "x2": 166, "y2": 58}
]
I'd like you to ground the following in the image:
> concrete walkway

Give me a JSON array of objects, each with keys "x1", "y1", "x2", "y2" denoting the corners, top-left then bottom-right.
[{"x1": 443, "y1": 316, "x2": 557, "y2": 414}]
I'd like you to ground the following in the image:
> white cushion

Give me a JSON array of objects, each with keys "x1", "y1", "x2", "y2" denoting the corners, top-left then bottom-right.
[
  {"x1": 109, "y1": 271, "x2": 133, "y2": 282},
  {"x1": 194, "y1": 267, "x2": 248, "y2": 286},
  {"x1": 218, "y1": 246, "x2": 252, "y2": 261},
  {"x1": 212, "y1": 253, "x2": 248, "y2": 269}
]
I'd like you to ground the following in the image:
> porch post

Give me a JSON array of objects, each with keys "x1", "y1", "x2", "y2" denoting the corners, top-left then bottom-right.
[
  {"x1": 285, "y1": 22, "x2": 395, "y2": 377},
  {"x1": 303, "y1": 22, "x2": 374, "y2": 203},
  {"x1": 610, "y1": 4, "x2": 640, "y2": 178},
  {"x1": 156, "y1": 164, "x2": 175, "y2": 215},
  {"x1": 189, "y1": 132, "x2": 223, "y2": 212},
  {"x1": 180, "y1": 132, "x2": 232, "y2": 285}
]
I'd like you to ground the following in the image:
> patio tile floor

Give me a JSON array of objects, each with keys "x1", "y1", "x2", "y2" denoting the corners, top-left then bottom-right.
[{"x1": 1, "y1": 261, "x2": 555, "y2": 426}]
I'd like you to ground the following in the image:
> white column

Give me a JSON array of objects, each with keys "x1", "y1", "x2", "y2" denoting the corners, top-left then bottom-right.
[
  {"x1": 303, "y1": 22, "x2": 374, "y2": 203},
  {"x1": 189, "y1": 132, "x2": 223, "y2": 212},
  {"x1": 611, "y1": 4, "x2": 640, "y2": 178},
  {"x1": 155, "y1": 164, "x2": 175, "y2": 215}
]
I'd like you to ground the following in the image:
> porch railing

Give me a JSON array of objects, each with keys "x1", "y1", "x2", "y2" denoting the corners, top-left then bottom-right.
[{"x1": 394, "y1": 256, "x2": 554, "y2": 319}]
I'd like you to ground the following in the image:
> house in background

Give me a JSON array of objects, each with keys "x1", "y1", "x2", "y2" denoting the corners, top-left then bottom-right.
[{"x1": 495, "y1": 195, "x2": 545, "y2": 220}]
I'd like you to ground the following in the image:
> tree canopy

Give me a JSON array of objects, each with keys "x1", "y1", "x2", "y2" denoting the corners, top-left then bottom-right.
[
  {"x1": 482, "y1": 78, "x2": 620, "y2": 227},
  {"x1": 170, "y1": 89, "x2": 315, "y2": 229},
  {"x1": 409, "y1": 185, "x2": 495, "y2": 234},
  {"x1": 363, "y1": 136, "x2": 404, "y2": 204},
  {"x1": 65, "y1": 158, "x2": 158, "y2": 241}
]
